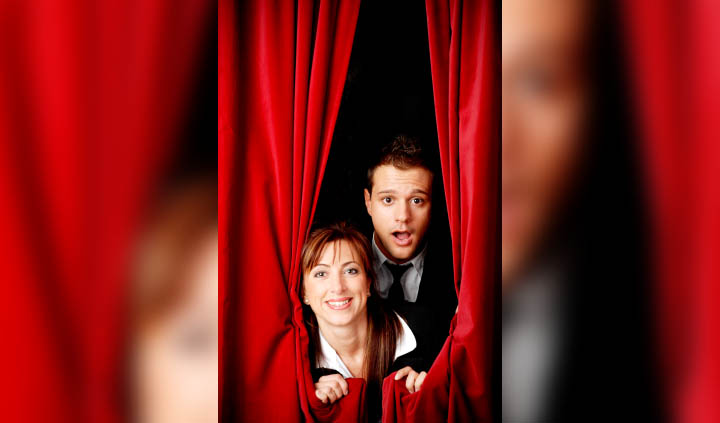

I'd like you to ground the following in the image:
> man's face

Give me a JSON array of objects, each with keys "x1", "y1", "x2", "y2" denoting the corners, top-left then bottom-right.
[
  {"x1": 364, "y1": 164, "x2": 432, "y2": 263},
  {"x1": 502, "y1": 0, "x2": 590, "y2": 285}
]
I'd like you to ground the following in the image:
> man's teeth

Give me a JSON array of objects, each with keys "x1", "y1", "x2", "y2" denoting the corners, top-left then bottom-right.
[{"x1": 328, "y1": 299, "x2": 350, "y2": 307}]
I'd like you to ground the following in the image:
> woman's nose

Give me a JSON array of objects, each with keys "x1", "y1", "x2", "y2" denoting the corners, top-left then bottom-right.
[{"x1": 328, "y1": 272, "x2": 346, "y2": 292}]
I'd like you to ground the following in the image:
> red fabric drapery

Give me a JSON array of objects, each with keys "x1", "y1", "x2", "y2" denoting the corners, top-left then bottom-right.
[
  {"x1": 221, "y1": 0, "x2": 496, "y2": 421},
  {"x1": 623, "y1": 1, "x2": 720, "y2": 422},
  {"x1": 218, "y1": 0, "x2": 362, "y2": 421},
  {"x1": 0, "y1": 1, "x2": 212, "y2": 422},
  {"x1": 382, "y1": 0, "x2": 496, "y2": 422}
]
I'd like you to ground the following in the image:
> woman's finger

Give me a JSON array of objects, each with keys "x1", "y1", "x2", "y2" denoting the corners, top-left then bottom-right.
[
  {"x1": 315, "y1": 389, "x2": 328, "y2": 404},
  {"x1": 317, "y1": 375, "x2": 349, "y2": 397},
  {"x1": 328, "y1": 375, "x2": 349, "y2": 396},
  {"x1": 318, "y1": 374, "x2": 343, "y2": 384},
  {"x1": 405, "y1": 370, "x2": 418, "y2": 393},
  {"x1": 394, "y1": 366, "x2": 412, "y2": 380},
  {"x1": 325, "y1": 388, "x2": 337, "y2": 403},
  {"x1": 415, "y1": 371, "x2": 427, "y2": 392},
  {"x1": 318, "y1": 374, "x2": 349, "y2": 396},
  {"x1": 328, "y1": 380, "x2": 345, "y2": 400},
  {"x1": 338, "y1": 376, "x2": 349, "y2": 395}
]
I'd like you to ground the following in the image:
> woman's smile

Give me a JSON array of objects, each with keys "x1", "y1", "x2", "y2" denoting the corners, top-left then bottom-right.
[{"x1": 326, "y1": 297, "x2": 352, "y2": 310}]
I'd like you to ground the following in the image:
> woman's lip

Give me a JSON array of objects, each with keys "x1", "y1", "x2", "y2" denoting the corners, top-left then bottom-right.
[{"x1": 326, "y1": 297, "x2": 352, "y2": 310}]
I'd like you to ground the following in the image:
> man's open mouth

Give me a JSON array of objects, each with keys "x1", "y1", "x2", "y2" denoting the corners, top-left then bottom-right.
[{"x1": 391, "y1": 231, "x2": 412, "y2": 246}]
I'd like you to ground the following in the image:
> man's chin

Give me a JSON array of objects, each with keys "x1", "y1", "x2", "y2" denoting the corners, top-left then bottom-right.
[{"x1": 386, "y1": 246, "x2": 415, "y2": 263}]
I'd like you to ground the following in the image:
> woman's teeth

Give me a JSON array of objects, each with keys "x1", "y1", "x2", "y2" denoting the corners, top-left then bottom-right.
[{"x1": 328, "y1": 299, "x2": 350, "y2": 307}]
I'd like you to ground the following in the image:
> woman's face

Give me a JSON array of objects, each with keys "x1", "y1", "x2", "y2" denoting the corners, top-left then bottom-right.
[
  {"x1": 502, "y1": 0, "x2": 590, "y2": 285},
  {"x1": 303, "y1": 240, "x2": 370, "y2": 329},
  {"x1": 134, "y1": 230, "x2": 218, "y2": 423}
]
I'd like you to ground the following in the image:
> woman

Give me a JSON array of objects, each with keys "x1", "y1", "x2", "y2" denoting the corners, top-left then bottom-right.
[{"x1": 300, "y1": 222, "x2": 426, "y2": 419}]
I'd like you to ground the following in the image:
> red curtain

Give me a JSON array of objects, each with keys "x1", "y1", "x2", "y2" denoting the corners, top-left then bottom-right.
[
  {"x1": 218, "y1": 0, "x2": 362, "y2": 421},
  {"x1": 623, "y1": 1, "x2": 720, "y2": 422},
  {"x1": 381, "y1": 0, "x2": 497, "y2": 422},
  {"x1": 0, "y1": 1, "x2": 212, "y2": 421}
]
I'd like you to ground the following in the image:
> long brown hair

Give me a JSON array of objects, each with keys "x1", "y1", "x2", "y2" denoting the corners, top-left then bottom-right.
[{"x1": 300, "y1": 222, "x2": 402, "y2": 392}]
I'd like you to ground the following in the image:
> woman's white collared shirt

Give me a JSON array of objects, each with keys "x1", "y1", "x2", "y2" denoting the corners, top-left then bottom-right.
[{"x1": 316, "y1": 313, "x2": 417, "y2": 378}]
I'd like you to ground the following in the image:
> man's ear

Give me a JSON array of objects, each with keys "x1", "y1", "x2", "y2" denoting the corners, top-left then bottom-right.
[{"x1": 364, "y1": 188, "x2": 372, "y2": 216}]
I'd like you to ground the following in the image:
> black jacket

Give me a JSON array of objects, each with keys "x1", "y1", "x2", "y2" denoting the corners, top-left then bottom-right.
[{"x1": 389, "y1": 239, "x2": 458, "y2": 373}]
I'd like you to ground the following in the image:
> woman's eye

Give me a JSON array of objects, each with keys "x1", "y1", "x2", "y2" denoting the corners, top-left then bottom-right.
[
  {"x1": 412, "y1": 198, "x2": 424, "y2": 205},
  {"x1": 314, "y1": 271, "x2": 326, "y2": 278},
  {"x1": 382, "y1": 197, "x2": 392, "y2": 204},
  {"x1": 345, "y1": 268, "x2": 358, "y2": 275}
]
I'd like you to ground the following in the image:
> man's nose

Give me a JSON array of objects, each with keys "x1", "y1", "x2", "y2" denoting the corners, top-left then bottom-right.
[{"x1": 395, "y1": 201, "x2": 410, "y2": 223}]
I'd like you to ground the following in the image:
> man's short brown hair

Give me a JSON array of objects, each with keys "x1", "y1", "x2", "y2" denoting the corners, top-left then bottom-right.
[{"x1": 366, "y1": 134, "x2": 433, "y2": 192}]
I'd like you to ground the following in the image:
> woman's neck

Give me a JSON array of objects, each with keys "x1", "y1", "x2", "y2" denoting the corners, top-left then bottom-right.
[{"x1": 318, "y1": 317, "x2": 368, "y2": 377}]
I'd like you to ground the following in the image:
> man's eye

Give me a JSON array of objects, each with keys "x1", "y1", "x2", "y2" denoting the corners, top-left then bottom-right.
[
  {"x1": 314, "y1": 271, "x2": 326, "y2": 278},
  {"x1": 382, "y1": 197, "x2": 392, "y2": 204}
]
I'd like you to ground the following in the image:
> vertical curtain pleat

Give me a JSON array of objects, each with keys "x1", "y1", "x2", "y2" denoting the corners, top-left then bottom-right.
[{"x1": 219, "y1": 0, "x2": 361, "y2": 421}]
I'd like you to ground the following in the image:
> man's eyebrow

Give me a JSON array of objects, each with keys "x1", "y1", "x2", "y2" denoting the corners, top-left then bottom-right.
[{"x1": 376, "y1": 189, "x2": 430, "y2": 196}]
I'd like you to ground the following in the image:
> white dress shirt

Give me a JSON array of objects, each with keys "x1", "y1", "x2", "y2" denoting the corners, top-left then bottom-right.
[
  {"x1": 316, "y1": 313, "x2": 417, "y2": 378},
  {"x1": 372, "y1": 233, "x2": 427, "y2": 303}
]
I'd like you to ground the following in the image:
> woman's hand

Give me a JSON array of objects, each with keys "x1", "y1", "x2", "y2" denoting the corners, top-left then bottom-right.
[
  {"x1": 314, "y1": 374, "x2": 349, "y2": 404},
  {"x1": 394, "y1": 366, "x2": 427, "y2": 393}
]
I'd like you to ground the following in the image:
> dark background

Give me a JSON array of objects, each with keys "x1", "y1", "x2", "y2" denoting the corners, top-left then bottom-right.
[
  {"x1": 164, "y1": 8, "x2": 218, "y2": 187},
  {"x1": 313, "y1": 0, "x2": 447, "y2": 239}
]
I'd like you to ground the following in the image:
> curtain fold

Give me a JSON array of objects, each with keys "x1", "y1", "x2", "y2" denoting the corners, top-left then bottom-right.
[
  {"x1": 0, "y1": 1, "x2": 212, "y2": 422},
  {"x1": 219, "y1": 0, "x2": 361, "y2": 421},
  {"x1": 623, "y1": 2, "x2": 720, "y2": 422},
  {"x1": 381, "y1": 0, "x2": 497, "y2": 422}
]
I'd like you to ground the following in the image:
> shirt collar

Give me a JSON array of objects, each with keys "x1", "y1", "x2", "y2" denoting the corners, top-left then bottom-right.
[{"x1": 372, "y1": 232, "x2": 427, "y2": 273}]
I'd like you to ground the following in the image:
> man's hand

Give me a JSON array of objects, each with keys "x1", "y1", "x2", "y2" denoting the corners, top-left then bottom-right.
[
  {"x1": 394, "y1": 366, "x2": 427, "y2": 393},
  {"x1": 314, "y1": 374, "x2": 349, "y2": 404}
]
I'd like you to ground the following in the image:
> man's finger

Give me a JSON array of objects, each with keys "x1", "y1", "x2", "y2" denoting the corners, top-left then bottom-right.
[
  {"x1": 415, "y1": 371, "x2": 427, "y2": 392},
  {"x1": 406, "y1": 370, "x2": 418, "y2": 393},
  {"x1": 394, "y1": 366, "x2": 411, "y2": 380}
]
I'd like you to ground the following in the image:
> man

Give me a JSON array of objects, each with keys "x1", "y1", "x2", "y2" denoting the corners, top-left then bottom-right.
[{"x1": 363, "y1": 135, "x2": 457, "y2": 372}]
